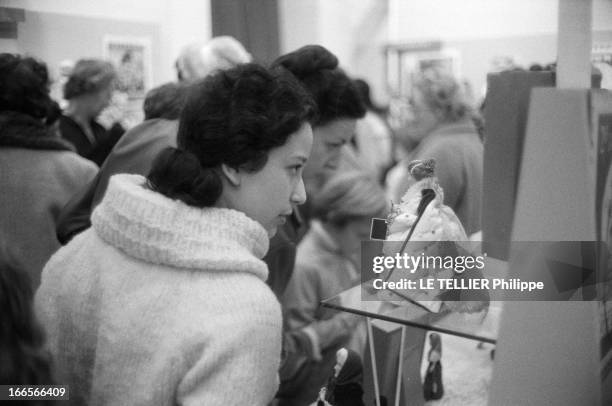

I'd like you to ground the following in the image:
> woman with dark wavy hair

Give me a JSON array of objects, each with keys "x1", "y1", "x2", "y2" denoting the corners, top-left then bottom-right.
[
  {"x1": 267, "y1": 45, "x2": 366, "y2": 298},
  {"x1": 270, "y1": 45, "x2": 367, "y2": 404},
  {"x1": 36, "y1": 63, "x2": 315, "y2": 406},
  {"x1": 272, "y1": 45, "x2": 366, "y2": 199}
]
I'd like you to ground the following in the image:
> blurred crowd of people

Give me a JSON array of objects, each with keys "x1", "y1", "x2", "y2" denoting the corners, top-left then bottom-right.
[{"x1": 0, "y1": 34, "x2": 485, "y2": 406}]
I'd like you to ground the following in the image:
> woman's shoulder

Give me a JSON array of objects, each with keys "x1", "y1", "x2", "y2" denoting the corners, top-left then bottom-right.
[
  {"x1": 37, "y1": 228, "x2": 99, "y2": 300},
  {"x1": 179, "y1": 272, "x2": 282, "y2": 334},
  {"x1": 1, "y1": 148, "x2": 97, "y2": 188},
  {"x1": 54, "y1": 149, "x2": 98, "y2": 169},
  {"x1": 220, "y1": 272, "x2": 281, "y2": 311},
  {"x1": 44, "y1": 150, "x2": 99, "y2": 184}
]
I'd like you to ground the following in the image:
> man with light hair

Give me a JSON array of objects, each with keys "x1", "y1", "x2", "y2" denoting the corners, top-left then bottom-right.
[{"x1": 176, "y1": 36, "x2": 252, "y2": 81}]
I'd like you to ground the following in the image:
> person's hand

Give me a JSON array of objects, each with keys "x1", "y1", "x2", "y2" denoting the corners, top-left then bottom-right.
[
  {"x1": 311, "y1": 387, "x2": 332, "y2": 406},
  {"x1": 318, "y1": 387, "x2": 326, "y2": 400},
  {"x1": 339, "y1": 310, "x2": 363, "y2": 328},
  {"x1": 428, "y1": 349, "x2": 441, "y2": 363},
  {"x1": 290, "y1": 329, "x2": 316, "y2": 359}
]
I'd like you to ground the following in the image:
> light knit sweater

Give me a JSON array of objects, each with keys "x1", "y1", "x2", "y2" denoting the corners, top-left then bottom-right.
[{"x1": 35, "y1": 174, "x2": 282, "y2": 406}]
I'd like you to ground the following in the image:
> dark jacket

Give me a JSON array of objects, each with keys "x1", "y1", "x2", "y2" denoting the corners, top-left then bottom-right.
[
  {"x1": 0, "y1": 112, "x2": 97, "y2": 286},
  {"x1": 333, "y1": 382, "x2": 365, "y2": 406},
  {"x1": 59, "y1": 115, "x2": 124, "y2": 166},
  {"x1": 56, "y1": 118, "x2": 179, "y2": 244}
]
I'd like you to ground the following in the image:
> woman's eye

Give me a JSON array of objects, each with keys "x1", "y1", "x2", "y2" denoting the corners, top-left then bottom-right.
[{"x1": 290, "y1": 165, "x2": 303, "y2": 174}]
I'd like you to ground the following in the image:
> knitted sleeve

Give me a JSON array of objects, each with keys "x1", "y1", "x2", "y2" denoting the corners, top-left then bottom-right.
[{"x1": 176, "y1": 289, "x2": 282, "y2": 406}]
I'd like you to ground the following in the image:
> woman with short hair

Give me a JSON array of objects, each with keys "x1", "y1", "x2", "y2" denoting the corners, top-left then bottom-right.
[{"x1": 60, "y1": 58, "x2": 122, "y2": 165}]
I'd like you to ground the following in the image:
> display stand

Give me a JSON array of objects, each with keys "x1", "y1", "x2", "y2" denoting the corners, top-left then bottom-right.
[
  {"x1": 321, "y1": 281, "x2": 501, "y2": 405},
  {"x1": 483, "y1": 71, "x2": 554, "y2": 260},
  {"x1": 488, "y1": 89, "x2": 602, "y2": 405},
  {"x1": 486, "y1": 1, "x2": 611, "y2": 404}
]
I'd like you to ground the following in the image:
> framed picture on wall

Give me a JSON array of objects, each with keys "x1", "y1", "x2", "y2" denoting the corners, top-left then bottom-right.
[
  {"x1": 384, "y1": 41, "x2": 443, "y2": 98},
  {"x1": 384, "y1": 45, "x2": 461, "y2": 132},
  {"x1": 400, "y1": 49, "x2": 461, "y2": 98},
  {"x1": 385, "y1": 46, "x2": 461, "y2": 99},
  {"x1": 103, "y1": 35, "x2": 152, "y2": 99}
]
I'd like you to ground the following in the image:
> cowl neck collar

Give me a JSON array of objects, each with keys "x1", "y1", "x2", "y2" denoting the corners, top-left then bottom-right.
[{"x1": 92, "y1": 174, "x2": 270, "y2": 280}]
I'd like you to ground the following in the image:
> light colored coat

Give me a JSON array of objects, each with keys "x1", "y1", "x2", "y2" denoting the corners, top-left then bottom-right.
[{"x1": 36, "y1": 174, "x2": 282, "y2": 406}]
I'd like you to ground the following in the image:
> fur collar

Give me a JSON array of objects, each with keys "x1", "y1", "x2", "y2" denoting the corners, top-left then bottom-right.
[{"x1": 0, "y1": 111, "x2": 75, "y2": 152}]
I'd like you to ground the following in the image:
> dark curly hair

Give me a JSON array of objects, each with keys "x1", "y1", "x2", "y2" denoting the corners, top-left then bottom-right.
[
  {"x1": 63, "y1": 59, "x2": 116, "y2": 100},
  {"x1": 147, "y1": 63, "x2": 316, "y2": 207},
  {"x1": 143, "y1": 82, "x2": 190, "y2": 120},
  {"x1": 271, "y1": 45, "x2": 365, "y2": 126},
  {"x1": 0, "y1": 242, "x2": 54, "y2": 389},
  {"x1": 0, "y1": 53, "x2": 55, "y2": 120}
]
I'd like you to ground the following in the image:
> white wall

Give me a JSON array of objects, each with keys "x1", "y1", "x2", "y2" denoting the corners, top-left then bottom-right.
[
  {"x1": 9, "y1": 0, "x2": 611, "y2": 102},
  {"x1": 387, "y1": 0, "x2": 612, "y2": 97},
  {"x1": 2, "y1": 0, "x2": 212, "y2": 85},
  {"x1": 278, "y1": 0, "x2": 320, "y2": 54},
  {"x1": 388, "y1": 0, "x2": 612, "y2": 41},
  {"x1": 594, "y1": 0, "x2": 612, "y2": 31},
  {"x1": 279, "y1": 0, "x2": 390, "y2": 104},
  {"x1": 280, "y1": 0, "x2": 612, "y2": 106},
  {"x1": 387, "y1": 0, "x2": 562, "y2": 95},
  {"x1": 388, "y1": 0, "x2": 559, "y2": 41}
]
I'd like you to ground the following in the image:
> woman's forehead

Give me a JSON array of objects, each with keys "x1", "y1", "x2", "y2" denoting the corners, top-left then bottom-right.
[{"x1": 274, "y1": 123, "x2": 313, "y2": 159}]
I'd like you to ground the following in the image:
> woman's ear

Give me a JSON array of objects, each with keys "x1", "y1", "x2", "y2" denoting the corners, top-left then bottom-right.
[{"x1": 220, "y1": 163, "x2": 241, "y2": 187}]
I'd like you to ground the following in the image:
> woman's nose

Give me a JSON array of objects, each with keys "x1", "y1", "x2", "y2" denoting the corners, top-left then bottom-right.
[{"x1": 291, "y1": 176, "x2": 307, "y2": 205}]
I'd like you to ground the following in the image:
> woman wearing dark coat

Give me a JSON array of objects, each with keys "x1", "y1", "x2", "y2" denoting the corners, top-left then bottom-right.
[
  {"x1": 60, "y1": 59, "x2": 124, "y2": 166},
  {"x1": 0, "y1": 54, "x2": 98, "y2": 287}
]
